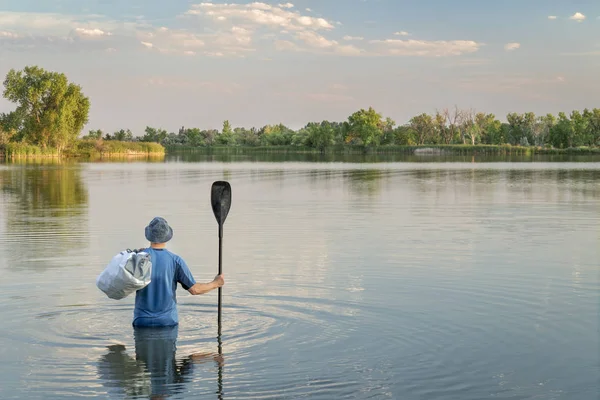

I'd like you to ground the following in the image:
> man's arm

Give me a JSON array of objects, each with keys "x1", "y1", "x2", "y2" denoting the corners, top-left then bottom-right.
[{"x1": 188, "y1": 274, "x2": 224, "y2": 296}]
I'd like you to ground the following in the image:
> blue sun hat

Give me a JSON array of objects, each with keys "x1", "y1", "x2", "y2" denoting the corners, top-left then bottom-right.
[{"x1": 145, "y1": 217, "x2": 173, "y2": 243}]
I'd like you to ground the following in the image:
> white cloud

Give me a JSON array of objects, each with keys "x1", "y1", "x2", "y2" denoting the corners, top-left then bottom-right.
[
  {"x1": 185, "y1": 2, "x2": 334, "y2": 31},
  {"x1": 306, "y1": 8, "x2": 312, "y2": 12},
  {"x1": 569, "y1": 12, "x2": 586, "y2": 22},
  {"x1": 146, "y1": 30, "x2": 204, "y2": 48},
  {"x1": 74, "y1": 28, "x2": 112, "y2": 37},
  {"x1": 0, "y1": 11, "x2": 143, "y2": 35},
  {"x1": 369, "y1": 39, "x2": 481, "y2": 57},
  {"x1": 548, "y1": 16, "x2": 557, "y2": 20},
  {"x1": 504, "y1": 42, "x2": 521, "y2": 51},
  {"x1": 343, "y1": 35, "x2": 364, "y2": 41},
  {"x1": 0, "y1": 30, "x2": 19, "y2": 38},
  {"x1": 295, "y1": 31, "x2": 336, "y2": 48},
  {"x1": 287, "y1": 31, "x2": 363, "y2": 55},
  {"x1": 0, "y1": 11, "x2": 145, "y2": 53},
  {"x1": 0, "y1": 7, "x2": 481, "y2": 59}
]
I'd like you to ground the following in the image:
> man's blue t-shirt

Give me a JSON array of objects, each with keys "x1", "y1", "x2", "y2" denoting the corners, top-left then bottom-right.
[{"x1": 133, "y1": 248, "x2": 196, "y2": 327}]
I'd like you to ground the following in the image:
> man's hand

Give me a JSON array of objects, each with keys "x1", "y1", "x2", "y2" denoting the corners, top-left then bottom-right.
[
  {"x1": 213, "y1": 274, "x2": 225, "y2": 288},
  {"x1": 188, "y1": 274, "x2": 224, "y2": 295}
]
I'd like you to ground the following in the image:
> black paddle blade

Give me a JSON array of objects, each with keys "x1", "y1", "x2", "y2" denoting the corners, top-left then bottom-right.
[{"x1": 211, "y1": 181, "x2": 232, "y2": 225}]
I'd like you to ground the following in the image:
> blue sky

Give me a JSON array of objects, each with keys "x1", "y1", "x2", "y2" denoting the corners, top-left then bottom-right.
[{"x1": 1, "y1": 0, "x2": 599, "y2": 134}]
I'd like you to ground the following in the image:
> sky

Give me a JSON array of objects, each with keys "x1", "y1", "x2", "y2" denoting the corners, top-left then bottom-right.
[{"x1": 0, "y1": 0, "x2": 599, "y2": 135}]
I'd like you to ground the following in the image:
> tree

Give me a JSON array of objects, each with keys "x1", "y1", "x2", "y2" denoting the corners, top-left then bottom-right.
[
  {"x1": 442, "y1": 106, "x2": 463, "y2": 144},
  {"x1": 347, "y1": 107, "x2": 384, "y2": 146},
  {"x1": 549, "y1": 112, "x2": 573, "y2": 148},
  {"x1": 82, "y1": 129, "x2": 103, "y2": 140},
  {"x1": 306, "y1": 121, "x2": 335, "y2": 151},
  {"x1": 380, "y1": 117, "x2": 396, "y2": 145},
  {"x1": 141, "y1": 126, "x2": 167, "y2": 143},
  {"x1": 2, "y1": 65, "x2": 90, "y2": 152},
  {"x1": 222, "y1": 120, "x2": 233, "y2": 136},
  {"x1": 474, "y1": 112, "x2": 501, "y2": 145},
  {"x1": 0, "y1": 125, "x2": 15, "y2": 145},
  {"x1": 582, "y1": 108, "x2": 600, "y2": 146},
  {"x1": 409, "y1": 113, "x2": 435, "y2": 145},
  {"x1": 535, "y1": 114, "x2": 556, "y2": 147},
  {"x1": 111, "y1": 129, "x2": 133, "y2": 141}
]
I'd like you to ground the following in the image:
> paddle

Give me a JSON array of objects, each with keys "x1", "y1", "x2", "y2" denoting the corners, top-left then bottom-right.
[{"x1": 211, "y1": 180, "x2": 232, "y2": 331}]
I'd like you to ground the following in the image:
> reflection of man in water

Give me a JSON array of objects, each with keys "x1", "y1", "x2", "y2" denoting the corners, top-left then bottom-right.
[
  {"x1": 97, "y1": 325, "x2": 223, "y2": 399},
  {"x1": 134, "y1": 217, "x2": 224, "y2": 327}
]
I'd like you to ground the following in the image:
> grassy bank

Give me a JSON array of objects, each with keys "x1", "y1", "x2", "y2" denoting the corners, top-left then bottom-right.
[
  {"x1": 1, "y1": 139, "x2": 165, "y2": 159},
  {"x1": 0, "y1": 143, "x2": 61, "y2": 158},
  {"x1": 165, "y1": 144, "x2": 600, "y2": 155},
  {"x1": 73, "y1": 139, "x2": 165, "y2": 158}
]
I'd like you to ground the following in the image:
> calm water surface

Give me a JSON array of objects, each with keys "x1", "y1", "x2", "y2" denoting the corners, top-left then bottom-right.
[{"x1": 0, "y1": 155, "x2": 598, "y2": 399}]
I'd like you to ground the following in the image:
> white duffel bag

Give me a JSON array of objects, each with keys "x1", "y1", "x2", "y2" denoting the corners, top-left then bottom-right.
[{"x1": 96, "y1": 249, "x2": 152, "y2": 300}]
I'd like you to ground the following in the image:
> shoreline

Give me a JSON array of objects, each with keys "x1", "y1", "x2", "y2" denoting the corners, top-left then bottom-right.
[
  {"x1": 2, "y1": 143, "x2": 599, "y2": 160},
  {"x1": 164, "y1": 144, "x2": 600, "y2": 155}
]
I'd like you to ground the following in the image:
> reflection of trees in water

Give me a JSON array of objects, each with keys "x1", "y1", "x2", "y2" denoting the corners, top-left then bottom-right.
[
  {"x1": 0, "y1": 160, "x2": 89, "y2": 269},
  {"x1": 344, "y1": 169, "x2": 386, "y2": 197},
  {"x1": 406, "y1": 168, "x2": 600, "y2": 201},
  {"x1": 304, "y1": 168, "x2": 387, "y2": 197},
  {"x1": 97, "y1": 326, "x2": 222, "y2": 399},
  {"x1": 165, "y1": 149, "x2": 600, "y2": 164}
]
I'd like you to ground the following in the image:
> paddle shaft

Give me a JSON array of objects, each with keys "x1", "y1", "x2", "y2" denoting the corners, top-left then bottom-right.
[{"x1": 218, "y1": 224, "x2": 223, "y2": 326}]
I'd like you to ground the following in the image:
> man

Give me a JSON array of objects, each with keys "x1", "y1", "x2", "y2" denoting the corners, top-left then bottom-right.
[{"x1": 133, "y1": 216, "x2": 225, "y2": 327}]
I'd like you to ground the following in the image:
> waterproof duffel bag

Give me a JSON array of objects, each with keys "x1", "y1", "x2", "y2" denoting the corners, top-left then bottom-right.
[{"x1": 96, "y1": 249, "x2": 152, "y2": 300}]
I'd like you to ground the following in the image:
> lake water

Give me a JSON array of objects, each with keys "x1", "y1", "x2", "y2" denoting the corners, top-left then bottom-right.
[{"x1": 0, "y1": 154, "x2": 598, "y2": 399}]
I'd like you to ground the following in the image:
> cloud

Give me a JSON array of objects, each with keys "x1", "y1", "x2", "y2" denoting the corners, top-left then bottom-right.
[
  {"x1": 74, "y1": 28, "x2": 112, "y2": 37},
  {"x1": 0, "y1": 7, "x2": 482, "y2": 59},
  {"x1": 548, "y1": 16, "x2": 557, "y2": 20},
  {"x1": 137, "y1": 27, "x2": 205, "y2": 54},
  {"x1": 185, "y1": 2, "x2": 334, "y2": 31},
  {"x1": 0, "y1": 11, "x2": 143, "y2": 35},
  {"x1": 504, "y1": 42, "x2": 520, "y2": 51},
  {"x1": 0, "y1": 30, "x2": 19, "y2": 39},
  {"x1": 136, "y1": 25, "x2": 255, "y2": 57},
  {"x1": 0, "y1": 11, "x2": 145, "y2": 53},
  {"x1": 569, "y1": 12, "x2": 586, "y2": 22},
  {"x1": 369, "y1": 39, "x2": 481, "y2": 57}
]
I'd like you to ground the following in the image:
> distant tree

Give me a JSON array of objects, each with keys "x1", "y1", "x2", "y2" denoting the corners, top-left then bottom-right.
[
  {"x1": 409, "y1": 113, "x2": 435, "y2": 145},
  {"x1": 82, "y1": 129, "x2": 104, "y2": 140},
  {"x1": 347, "y1": 107, "x2": 384, "y2": 146},
  {"x1": 306, "y1": 121, "x2": 335, "y2": 151}
]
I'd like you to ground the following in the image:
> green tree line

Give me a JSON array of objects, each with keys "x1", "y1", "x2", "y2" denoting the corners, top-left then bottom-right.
[
  {"x1": 2, "y1": 66, "x2": 599, "y2": 155},
  {"x1": 94, "y1": 106, "x2": 600, "y2": 150}
]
